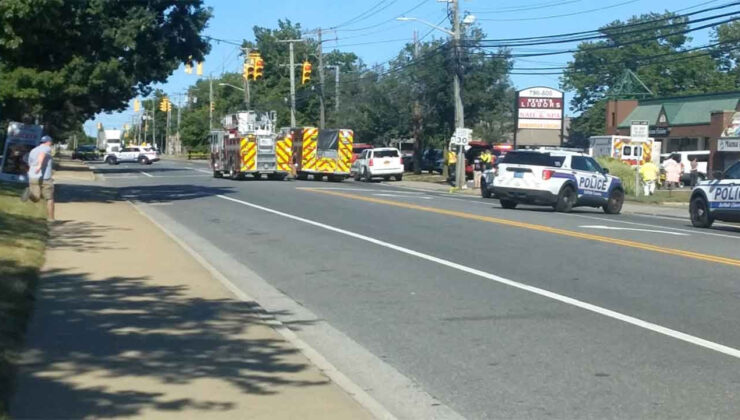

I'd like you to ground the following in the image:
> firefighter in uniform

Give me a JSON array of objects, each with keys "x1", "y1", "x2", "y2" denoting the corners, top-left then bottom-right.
[{"x1": 447, "y1": 148, "x2": 457, "y2": 185}]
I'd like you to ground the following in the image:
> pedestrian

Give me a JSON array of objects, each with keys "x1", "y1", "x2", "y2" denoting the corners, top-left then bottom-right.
[
  {"x1": 447, "y1": 148, "x2": 457, "y2": 186},
  {"x1": 473, "y1": 156, "x2": 482, "y2": 189},
  {"x1": 689, "y1": 157, "x2": 699, "y2": 187},
  {"x1": 640, "y1": 161, "x2": 659, "y2": 196},
  {"x1": 664, "y1": 155, "x2": 681, "y2": 189},
  {"x1": 21, "y1": 135, "x2": 55, "y2": 221},
  {"x1": 480, "y1": 149, "x2": 493, "y2": 171}
]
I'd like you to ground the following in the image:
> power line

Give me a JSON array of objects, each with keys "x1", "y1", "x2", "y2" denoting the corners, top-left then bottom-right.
[
  {"x1": 474, "y1": 0, "x2": 582, "y2": 14},
  {"x1": 331, "y1": 0, "x2": 397, "y2": 29},
  {"x1": 477, "y1": 0, "x2": 641, "y2": 22},
  {"x1": 333, "y1": 0, "x2": 430, "y2": 32}
]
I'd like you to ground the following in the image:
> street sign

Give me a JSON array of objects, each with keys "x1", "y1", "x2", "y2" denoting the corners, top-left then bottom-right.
[
  {"x1": 450, "y1": 128, "x2": 472, "y2": 146},
  {"x1": 630, "y1": 120, "x2": 649, "y2": 138}
]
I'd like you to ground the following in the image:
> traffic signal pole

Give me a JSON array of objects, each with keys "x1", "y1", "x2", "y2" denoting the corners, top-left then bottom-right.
[
  {"x1": 318, "y1": 29, "x2": 325, "y2": 129},
  {"x1": 242, "y1": 47, "x2": 251, "y2": 109},
  {"x1": 452, "y1": 0, "x2": 466, "y2": 190}
]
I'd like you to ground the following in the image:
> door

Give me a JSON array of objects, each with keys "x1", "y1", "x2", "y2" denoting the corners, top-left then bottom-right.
[{"x1": 570, "y1": 156, "x2": 611, "y2": 203}]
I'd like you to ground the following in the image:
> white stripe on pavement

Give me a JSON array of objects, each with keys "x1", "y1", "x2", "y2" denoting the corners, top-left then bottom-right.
[
  {"x1": 217, "y1": 194, "x2": 740, "y2": 361},
  {"x1": 139, "y1": 171, "x2": 154, "y2": 177},
  {"x1": 567, "y1": 213, "x2": 740, "y2": 240},
  {"x1": 579, "y1": 225, "x2": 690, "y2": 236}
]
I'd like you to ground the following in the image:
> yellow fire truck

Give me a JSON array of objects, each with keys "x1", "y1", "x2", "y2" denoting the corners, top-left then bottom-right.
[{"x1": 292, "y1": 127, "x2": 353, "y2": 181}]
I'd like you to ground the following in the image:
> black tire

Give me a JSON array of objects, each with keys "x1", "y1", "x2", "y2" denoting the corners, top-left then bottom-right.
[
  {"x1": 138, "y1": 156, "x2": 149, "y2": 165},
  {"x1": 313, "y1": 174, "x2": 323, "y2": 181},
  {"x1": 213, "y1": 170, "x2": 222, "y2": 178},
  {"x1": 690, "y1": 196, "x2": 714, "y2": 228},
  {"x1": 106, "y1": 156, "x2": 117, "y2": 165},
  {"x1": 603, "y1": 188, "x2": 624, "y2": 214},
  {"x1": 500, "y1": 199, "x2": 517, "y2": 209},
  {"x1": 383, "y1": 176, "x2": 391, "y2": 182},
  {"x1": 394, "y1": 174, "x2": 403, "y2": 181},
  {"x1": 296, "y1": 172, "x2": 308, "y2": 180},
  {"x1": 481, "y1": 182, "x2": 491, "y2": 199},
  {"x1": 362, "y1": 168, "x2": 372, "y2": 182},
  {"x1": 554, "y1": 185, "x2": 577, "y2": 213},
  {"x1": 354, "y1": 171, "x2": 361, "y2": 181},
  {"x1": 328, "y1": 175, "x2": 343, "y2": 183}
]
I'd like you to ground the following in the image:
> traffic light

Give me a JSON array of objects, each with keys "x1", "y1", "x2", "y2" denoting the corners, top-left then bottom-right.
[
  {"x1": 243, "y1": 61, "x2": 253, "y2": 80},
  {"x1": 196, "y1": 61, "x2": 203, "y2": 76},
  {"x1": 253, "y1": 56, "x2": 264, "y2": 80},
  {"x1": 210, "y1": 101, "x2": 215, "y2": 112},
  {"x1": 301, "y1": 61, "x2": 312, "y2": 85},
  {"x1": 133, "y1": 99, "x2": 140, "y2": 112},
  {"x1": 184, "y1": 63, "x2": 193, "y2": 74},
  {"x1": 159, "y1": 97, "x2": 170, "y2": 112}
]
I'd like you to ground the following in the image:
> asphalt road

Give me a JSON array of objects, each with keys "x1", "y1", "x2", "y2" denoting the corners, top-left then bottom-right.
[{"x1": 86, "y1": 158, "x2": 740, "y2": 419}]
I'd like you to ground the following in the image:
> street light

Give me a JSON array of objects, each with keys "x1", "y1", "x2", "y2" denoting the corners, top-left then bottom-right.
[
  {"x1": 218, "y1": 82, "x2": 244, "y2": 92},
  {"x1": 397, "y1": 5, "x2": 475, "y2": 189}
]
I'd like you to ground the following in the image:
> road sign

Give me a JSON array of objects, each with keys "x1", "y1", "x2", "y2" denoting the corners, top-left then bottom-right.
[
  {"x1": 450, "y1": 128, "x2": 472, "y2": 146},
  {"x1": 630, "y1": 120, "x2": 649, "y2": 138}
]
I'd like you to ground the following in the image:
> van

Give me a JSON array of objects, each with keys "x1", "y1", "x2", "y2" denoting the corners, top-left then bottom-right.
[{"x1": 660, "y1": 150, "x2": 710, "y2": 186}]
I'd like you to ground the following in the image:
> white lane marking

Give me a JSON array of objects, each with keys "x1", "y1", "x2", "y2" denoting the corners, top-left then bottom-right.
[
  {"x1": 579, "y1": 225, "x2": 690, "y2": 236},
  {"x1": 139, "y1": 171, "x2": 154, "y2": 178},
  {"x1": 128, "y1": 200, "x2": 398, "y2": 420},
  {"x1": 297, "y1": 187, "x2": 422, "y2": 194},
  {"x1": 217, "y1": 194, "x2": 740, "y2": 361},
  {"x1": 566, "y1": 213, "x2": 740, "y2": 240}
]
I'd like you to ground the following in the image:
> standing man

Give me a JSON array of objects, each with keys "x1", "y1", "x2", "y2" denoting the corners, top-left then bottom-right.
[
  {"x1": 689, "y1": 157, "x2": 699, "y2": 187},
  {"x1": 446, "y1": 147, "x2": 457, "y2": 186},
  {"x1": 22, "y1": 135, "x2": 55, "y2": 220},
  {"x1": 640, "y1": 160, "x2": 659, "y2": 196}
]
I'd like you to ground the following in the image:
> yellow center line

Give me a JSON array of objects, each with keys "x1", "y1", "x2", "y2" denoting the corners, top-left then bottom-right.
[{"x1": 302, "y1": 188, "x2": 740, "y2": 268}]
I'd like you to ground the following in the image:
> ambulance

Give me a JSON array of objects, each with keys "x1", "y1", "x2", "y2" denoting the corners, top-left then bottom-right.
[{"x1": 588, "y1": 136, "x2": 661, "y2": 166}]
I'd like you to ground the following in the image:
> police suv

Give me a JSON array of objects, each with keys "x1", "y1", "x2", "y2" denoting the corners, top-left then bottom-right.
[
  {"x1": 483, "y1": 149, "x2": 625, "y2": 214},
  {"x1": 689, "y1": 161, "x2": 740, "y2": 228}
]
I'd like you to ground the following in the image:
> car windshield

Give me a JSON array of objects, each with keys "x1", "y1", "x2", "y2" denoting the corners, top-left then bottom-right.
[
  {"x1": 501, "y1": 151, "x2": 565, "y2": 167},
  {"x1": 724, "y1": 162, "x2": 740, "y2": 179},
  {"x1": 374, "y1": 150, "x2": 399, "y2": 158}
]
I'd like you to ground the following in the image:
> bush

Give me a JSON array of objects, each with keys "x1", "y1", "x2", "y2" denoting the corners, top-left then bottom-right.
[{"x1": 596, "y1": 156, "x2": 637, "y2": 196}]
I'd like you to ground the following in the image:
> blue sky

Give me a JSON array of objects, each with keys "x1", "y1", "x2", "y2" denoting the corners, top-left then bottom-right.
[{"x1": 85, "y1": 0, "x2": 724, "y2": 135}]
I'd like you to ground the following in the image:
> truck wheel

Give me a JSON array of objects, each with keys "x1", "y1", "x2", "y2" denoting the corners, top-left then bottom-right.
[
  {"x1": 690, "y1": 196, "x2": 714, "y2": 228},
  {"x1": 296, "y1": 173, "x2": 308, "y2": 180},
  {"x1": 314, "y1": 174, "x2": 324, "y2": 181},
  {"x1": 106, "y1": 156, "x2": 117, "y2": 165},
  {"x1": 354, "y1": 171, "x2": 361, "y2": 181},
  {"x1": 394, "y1": 174, "x2": 403, "y2": 181},
  {"x1": 213, "y1": 170, "x2": 223, "y2": 178},
  {"x1": 500, "y1": 199, "x2": 517, "y2": 209},
  {"x1": 554, "y1": 186, "x2": 576, "y2": 213},
  {"x1": 603, "y1": 189, "x2": 624, "y2": 214},
  {"x1": 362, "y1": 168, "x2": 371, "y2": 182}
]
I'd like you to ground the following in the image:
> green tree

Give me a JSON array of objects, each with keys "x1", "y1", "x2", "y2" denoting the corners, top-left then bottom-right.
[
  {"x1": 562, "y1": 12, "x2": 735, "y2": 138},
  {"x1": 0, "y1": 0, "x2": 211, "y2": 136}
]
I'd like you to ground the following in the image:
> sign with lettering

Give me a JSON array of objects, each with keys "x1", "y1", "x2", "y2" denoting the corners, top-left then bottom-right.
[
  {"x1": 630, "y1": 120, "x2": 649, "y2": 138},
  {"x1": 718, "y1": 138, "x2": 740, "y2": 152},
  {"x1": 516, "y1": 86, "x2": 564, "y2": 131}
]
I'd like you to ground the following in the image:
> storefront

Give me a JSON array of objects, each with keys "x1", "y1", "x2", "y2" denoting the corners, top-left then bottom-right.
[{"x1": 605, "y1": 91, "x2": 740, "y2": 172}]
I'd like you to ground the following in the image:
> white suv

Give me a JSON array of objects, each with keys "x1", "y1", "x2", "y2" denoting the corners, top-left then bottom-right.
[
  {"x1": 689, "y1": 161, "x2": 740, "y2": 228},
  {"x1": 352, "y1": 147, "x2": 404, "y2": 182},
  {"x1": 486, "y1": 149, "x2": 625, "y2": 214},
  {"x1": 105, "y1": 146, "x2": 159, "y2": 165}
]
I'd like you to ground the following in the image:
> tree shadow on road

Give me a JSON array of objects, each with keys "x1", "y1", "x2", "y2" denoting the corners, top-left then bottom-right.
[
  {"x1": 54, "y1": 183, "x2": 236, "y2": 204},
  {"x1": 10, "y1": 269, "x2": 324, "y2": 419}
]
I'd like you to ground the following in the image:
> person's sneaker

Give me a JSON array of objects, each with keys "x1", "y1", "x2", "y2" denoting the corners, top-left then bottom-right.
[{"x1": 20, "y1": 187, "x2": 30, "y2": 202}]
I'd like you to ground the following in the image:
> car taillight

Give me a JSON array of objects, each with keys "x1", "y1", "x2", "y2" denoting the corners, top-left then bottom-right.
[
  {"x1": 399, "y1": 157, "x2": 403, "y2": 166},
  {"x1": 542, "y1": 169, "x2": 554, "y2": 180},
  {"x1": 369, "y1": 158, "x2": 374, "y2": 167}
]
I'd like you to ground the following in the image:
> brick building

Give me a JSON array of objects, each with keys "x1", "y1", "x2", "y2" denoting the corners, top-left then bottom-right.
[{"x1": 605, "y1": 91, "x2": 740, "y2": 172}]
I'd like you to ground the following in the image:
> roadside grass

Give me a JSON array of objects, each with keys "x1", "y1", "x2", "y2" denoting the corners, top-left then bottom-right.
[
  {"x1": 626, "y1": 188, "x2": 691, "y2": 204},
  {"x1": 0, "y1": 182, "x2": 47, "y2": 418},
  {"x1": 403, "y1": 172, "x2": 447, "y2": 183}
]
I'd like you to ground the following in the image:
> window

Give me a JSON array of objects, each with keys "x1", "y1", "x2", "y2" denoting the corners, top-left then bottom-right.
[
  {"x1": 687, "y1": 153, "x2": 709, "y2": 163},
  {"x1": 571, "y1": 156, "x2": 600, "y2": 172},
  {"x1": 502, "y1": 152, "x2": 565, "y2": 167},
  {"x1": 622, "y1": 145, "x2": 632, "y2": 157},
  {"x1": 725, "y1": 162, "x2": 740, "y2": 179},
  {"x1": 373, "y1": 149, "x2": 400, "y2": 158},
  {"x1": 360, "y1": 150, "x2": 369, "y2": 159},
  {"x1": 634, "y1": 146, "x2": 643, "y2": 157}
]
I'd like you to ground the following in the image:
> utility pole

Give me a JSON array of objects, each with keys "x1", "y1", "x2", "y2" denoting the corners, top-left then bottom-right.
[
  {"x1": 328, "y1": 65, "x2": 340, "y2": 113},
  {"x1": 318, "y1": 28, "x2": 325, "y2": 129},
  {"x1": 278, "y1": 39, "x2": 305, "y2": 128},
  {"x1": 152, "y1": 98, "x2": 157, "y2": 150},
  {"x1": 242, "y1": 47, "x2": 251, "y2": 109},
  {"x1": 451, "y1": 0, "x2": 466, "y2": 190},
  {"x1": 176, "y1": 96, "x2": 182, "y2": 154},
  {"x1": 413, "y1": 30, "x2": 423, "y2": 174},
  {"x1": 209, "y1": 76, "x2": 213, "y2": 131},
  {"x1": 166, "y1": 101, "x2": 171, "y2": 154}
]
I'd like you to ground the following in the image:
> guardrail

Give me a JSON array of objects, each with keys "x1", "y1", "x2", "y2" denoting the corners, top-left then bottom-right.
[{"x1": 187, "y1": 151, "x2": 209, "y2": 160}]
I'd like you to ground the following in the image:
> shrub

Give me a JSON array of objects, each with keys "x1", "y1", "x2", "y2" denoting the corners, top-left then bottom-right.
[{"x1": 596, "y1": 156, "x2": 637, "y2": 196}]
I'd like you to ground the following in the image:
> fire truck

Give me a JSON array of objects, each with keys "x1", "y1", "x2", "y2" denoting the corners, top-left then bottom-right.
[
  {"x1": 292, "y1": 127, "x2": 354, "y2": 181},
  {"x1": 209, "y1": 111, "x2": 290, "y2": 180}
]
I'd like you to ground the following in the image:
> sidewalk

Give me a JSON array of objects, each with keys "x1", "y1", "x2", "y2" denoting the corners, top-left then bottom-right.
[
  {"x1": 10, "y1": 170, "x2": 372, "y2": 419},
  {"x1": 395, "y1": 180, "x2": 690, "y2": 219}
]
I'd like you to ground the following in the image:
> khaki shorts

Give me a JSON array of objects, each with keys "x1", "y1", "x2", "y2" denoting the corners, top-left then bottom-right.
[{"x1": 29, "y1": 178, "x2": 54, "y2": 201}]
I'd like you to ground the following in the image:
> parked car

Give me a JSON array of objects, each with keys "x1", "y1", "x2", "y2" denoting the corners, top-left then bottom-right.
[
  {"x1": 464, "y1": 141, "x2": 492, "y2": 179},
  {"x1": 660, "y1": 151, "x2": 710, "y2": 186},
  {"x1": 104, "y1": 146, "x2": 159, "y2": 165},
  {"x1": 352, "y1": 147, "x2": 404, "y2": 182},
  {"x1": 72, "y1": 145, "x2": 100, "y2": 161},
  {"x1": 689, "y1": 160, "x2": 740, "y2": 228}
]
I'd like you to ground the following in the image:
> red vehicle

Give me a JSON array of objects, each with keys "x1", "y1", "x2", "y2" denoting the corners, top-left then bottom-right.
[
  {"x1": 352, "y1": 143, "x2": 373, "y2": 163},
  {"x1": 463, "y1": 142, "x2": 513, "y2": 178}
]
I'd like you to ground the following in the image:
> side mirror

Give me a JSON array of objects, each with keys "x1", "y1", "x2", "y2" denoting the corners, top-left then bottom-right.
[
  {"x1": 712, "y1": 170, "x2": 724, "y2": 180},
  {"x1": 601, "y1": 168, "x2": 610, "y2": 174}
]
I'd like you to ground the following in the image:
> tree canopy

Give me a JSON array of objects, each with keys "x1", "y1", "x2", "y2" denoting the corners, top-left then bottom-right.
[{"x1": 0, "y1": 0, "x2": 212, "y2": 138}]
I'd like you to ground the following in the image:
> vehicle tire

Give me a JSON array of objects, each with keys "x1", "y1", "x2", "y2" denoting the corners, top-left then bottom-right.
[
  {"x1": 314, "y1": 174, "x2": 323, "y2": 181},
  {"x1": 213, "y1": 170, "x2": 223, "y2": 178},
  {"x1": 106, "y1": 156, "x2": 117, "y2": 165},
  {"x1": 296, "y1": 172, "x2": 308, "y2": 180},
  {"x1": 603, "y1": 188, "x2": 624, "y2": 214},
  {"x1": 554, "y1": 185, "x2": 577, "y2": 213},
  {"x1": 138, "y1": 156, "x2": 149, "y2": 165},
  {"x1": 394, "y1": 174, "x2": 403, "y2": 181},
  {"x1": 383, "y1": 176, "x2": 391, "y2": 181},
  {"x1": 481, "y1": 182, "x2": 491, "y2": 199},
  {"x1": 362, "y1": 168, "x2": 372, "y2": 183},
  {"x1": 690, "y1": 196, "x2": 714, "y2": 228},
  {"x1": 253, "y1": 172, "x2": 261, "y2": 180},
  {"x1": 500, "y1": 199, "x2": 517, "y2": 209},
  {"x1": 354, "y1": 171, "x2": 361, "y2": 181},
  {"x1": 328, "y1": 175, "x2": 343, "y2": 183}
]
